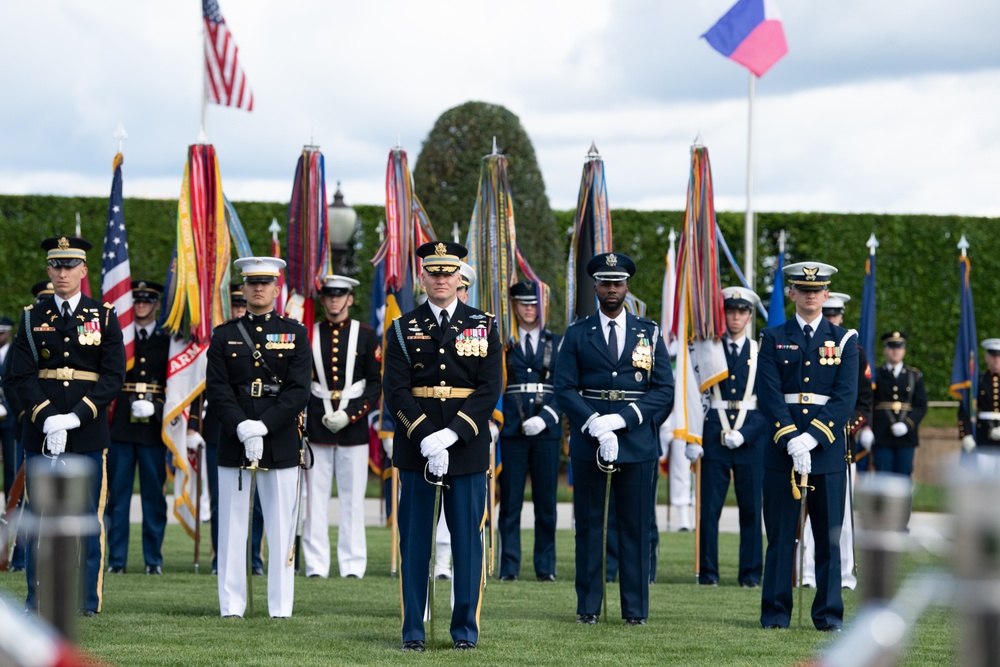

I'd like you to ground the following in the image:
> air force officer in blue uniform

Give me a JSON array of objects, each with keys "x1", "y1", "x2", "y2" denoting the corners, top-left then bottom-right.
[
  {"x1": 554, "y1": 252, "x2": 673, "y2": 626},
  {"x1": 757, "y1": 262, "x2": 858, "y2": 631}
]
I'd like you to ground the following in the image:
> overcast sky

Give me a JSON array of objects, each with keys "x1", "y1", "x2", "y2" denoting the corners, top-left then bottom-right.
[{"x1": 1, "y1": 1, "x2": 998, "y2": 220}]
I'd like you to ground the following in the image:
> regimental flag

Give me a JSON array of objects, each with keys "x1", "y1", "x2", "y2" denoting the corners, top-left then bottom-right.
[
  {"x1": 767, "y1": 233, "x2": 786, "y2": 326},
  {"x1": 949, "y1": 253, "x2": 978, "y2": 421},
  {"x1": 101, "y1": 153, "x2": 135, "y2": 371},
  {"x1": 285, "y1": 148, "x2": 330, "y2": 331},
  {"x1": 859, "y1": 247, "x2": 877, "y2": 372},
  {"x1": 566, "y1": 145, "x2": 612, "y2": 324},
  {"x1": 702, "y1": 0, "x2": 788, "y2": 77},
  {"x1": 203, "y1": 0, "x2": 254, "y2": 112}
]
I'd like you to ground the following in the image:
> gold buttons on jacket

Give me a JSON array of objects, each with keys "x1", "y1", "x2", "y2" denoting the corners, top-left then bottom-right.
[{"x1": 440, "y1": 364, "x2": 446, "y2": 370}]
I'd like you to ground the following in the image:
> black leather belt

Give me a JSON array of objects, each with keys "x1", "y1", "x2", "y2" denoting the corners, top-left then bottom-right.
[
  {"x1": 239, "y1": 381, "x2": 281, "y2": 397},
  {"x1": 580, "y1": 389, "x2": 646, "y2": 401}
]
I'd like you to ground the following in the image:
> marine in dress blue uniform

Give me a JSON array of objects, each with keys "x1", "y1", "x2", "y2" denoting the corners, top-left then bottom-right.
[
  {"x1": 383, "y1": 241, "x2": 502, "y2": 651},
  {"x1": 959, "y1": 339, "x2": 1000, "y2": 456},
  {"x1": 554, "y1": 252, "x2": 673, "y2": 626},
  {"x1": 871, "y1": 332, "x2": 927, "y2": 479},
  {"x1": 757, "y1": 261, "x2": 858, "y2": 631},
  {"x1": 9, "y1": 236, "x2": 126, "y2": 615},
  {"x1": 687, "y1": 287, "x2": 765, "y2": 587},
  {"x1": 498, "y1": 280, "x2": 563, "y2": 582},
  {"x1": 106, "y1": 281, "x2": 171, "y2": 575},
  {"x1": 205, "y1": 257, "x2": 311, "y2": 618}
]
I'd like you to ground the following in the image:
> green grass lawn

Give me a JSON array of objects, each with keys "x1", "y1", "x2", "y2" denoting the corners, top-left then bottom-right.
[{"x1": 0, "y1": 523, "x2": 956, "y2": 666}]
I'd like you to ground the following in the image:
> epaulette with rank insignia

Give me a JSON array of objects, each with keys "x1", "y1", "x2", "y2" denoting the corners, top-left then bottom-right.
[{"x1": 24, "y1": 304, "x2": 33, "y2": 311}]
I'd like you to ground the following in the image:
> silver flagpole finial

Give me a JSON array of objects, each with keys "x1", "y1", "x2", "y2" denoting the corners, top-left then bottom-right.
[
  {"x1": 376, "y1": 220, "x2": 385, "y2": 244},
  {"x1": 587, "y1": 141, "x2": 600, "y2": 160},
  {"x1": 452, "y1": 221, "x2": 461, "y2": 244},
  {"x1": 692, "y1": 131, "x2": 704, "y2": 148},
  {"x1": 779, "y1": 229, "x2": 786, "y2": 254},
  {"x1": 866, "y1": 233, "x2": 879, "y2": 256},
  {"x1": 75, "y1": 212, "x2": 82, "y2": 237},
  {"x1": 269, "y1": 218, "x2": 281, "y2": 241},
  {"x1": 113, "y1": 122, "x2": 128, "y2": 154},
  {"x1": 958, "y1": 234, "x2": 970, "y2": 257}
]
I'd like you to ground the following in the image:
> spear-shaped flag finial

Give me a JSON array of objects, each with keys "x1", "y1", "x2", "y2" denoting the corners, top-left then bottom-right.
[
  {"x1": 113, "y1": 122, "x2": 128, "y2": 154},
  {"x1": 958, "y1": 234, "x2": 970, "y2": 258},
  {"x1": 866, "y1": 233, "x2": 879, "y2": 256},
  {"x1": 269, "y1": 218, "x2": 281, "y2": 241},
  {"x1": 587, "y1": 141, "x2": 600, "y2": 160}
]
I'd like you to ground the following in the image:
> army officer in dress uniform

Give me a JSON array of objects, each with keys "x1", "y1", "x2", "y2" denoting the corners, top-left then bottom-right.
[
  {"x1": 757, "y1": 261, "x2": 858, "y2": 632},
  {"x1": 383, "y1": 241, "x2": 503, "y2": 651},
  {"x1": 106, "y1": 280, "x2": 171, "y2": 575},
  {"x1": 498, "y1": 279, "x2": 563, "y2": 583},
  {"x1": 206, "y1": 257, "x2": 311, "y2": 618},
  {"x1": 959, "y1": 339, "x2": 1000, "y2": 463},
  {"x1": 554, "y1": 252, "x2": 673, "y2": 626},
  {"x1": 9, "y1": 236, "x2": 125, "y2": 616},
  {"x1": 871, "y1": 332, "x2": 927, "y2": 479}
]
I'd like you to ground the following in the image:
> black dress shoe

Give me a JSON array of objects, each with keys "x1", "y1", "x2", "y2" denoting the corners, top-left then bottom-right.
[
  {"x1": 740, "y1": 581, "x2": 760, "y2": 589},
  {"x1": 401, "y1": 640, "x2": 425, "y2": 652},
  {"x1": 763, "y1": 624, "x2": 785, "y2": 630},
  {"x1": 818, "y1": 625, "x2": 842, "y2": 632},
  {"x1": 307, "y1": 574, "x2": 321, "y2": 579},
  {"x1": 78, "y1": 609, "x2": 96, "y2": 618},
  {"x1": 435, "y1": 573, "x2": 452, "y2": 581},
  {"x1": 576, "y1": 614, "x2": 598, "y2": 625},
  {"x1": 107, "y1": 566, "x2": 126, "y2": 574},
  {"x1": 252, "y1": 567, "x2": 264, "y2": 576},
  {"x1": 537, "y1": 573, "x2": 556, "y2": 582},
  {"x1": 698, "y1": 580, "x2": 718, "y2": 587},
  {"x1": 9, "y1": 566, "x2": 25, "y2": 573},
  {"x1": 625, "y1": 617, "x2": 647, "y2": 626},
  {"x1": 453, "y1": 640, "x2": 476, "y2": 650},
  {"x1": 211, "y1": 568, "x2": 218, "y2": 575},
  {"x1": 145, "y1": 565, "x2": 162, "y2": 575},
  {"x1": 499, "y1": 574, "x2": 517, "y2": 582}
]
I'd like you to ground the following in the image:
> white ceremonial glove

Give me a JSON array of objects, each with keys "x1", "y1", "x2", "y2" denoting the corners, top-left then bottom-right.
[
  {"x1": 46, "y1": 430, "x2": 67, "y2": 456},
  {"x1": 597, "y1": 432, "x2": 619, "y2": 463},
  {"x1": 792, "y1": 450, "x2": 811, "y2": 476},
  {"x1": 43, "y1": 413, "x2": 81, "y2": 434},
  {"x1": 186, "y1": 430, "x2": 206, "y2": 450},
  {"x1": 383, "y1": 437, "x2": 394, "y2": 459},
  {"x1": 658, "y1": 414, "x2": 676, "y2": 443},
  {"x1": 588, "y1": 413, "x2": 627, "y2": 439},
  {"x1": 428, "y1": 450, "x2": 449, "y2": 477},
  {"x1": 236, "y1": 419, "x2": 268, "y2": 443},
  {"x1": 659, "y1": 437, "x2": 670, "y2": 461},
  {"x1": 489, "y1": 421, "x2": 500, "y2": 443},
  {"x1": 244, "y1": 435, "x2": 264, "y2": 463},
  {"x1": 724, "y1": 431, "x2": 745, "y2": 449},
  {"x1": 990, "y1": 427, "x2": 1000, "y2": 442},
  {"x1": 420, "y1": 428, "x2": 459, "y2": 459},
  {"x1": 786, "y1": 433, "x2": 818, "y2": 458},
  {"x1": 131, "y1": 399, "x2": 155, "y2": 419},
  {"x1": 962, "y1": 435, "x2": 977, "y2": 453},
  {"x1": 858, "y1": 427, "x2": 875, "y2": 452},
  {"x1": 0, "y1": 403, "x2": 8, "y2": 419},
  {"x1": 322, "y1": 410, "x2": 350, "y2": 434},
  {"x1": 522, "y1": 416, "x2": 546, "y2": 437},
  {"x1": 891, "y1": 422, "x2": 909, "y2": 437},
  {"x1": 685, "y1": 444, "x2": 704, "y2": 463}
]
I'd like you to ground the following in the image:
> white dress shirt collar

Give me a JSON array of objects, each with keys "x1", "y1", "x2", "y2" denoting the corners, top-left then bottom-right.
[
  {"x1": 427, "y1": 299, "x2": 458, "y2": 326},
  {"x1": 54, "y1": 292, "x2": 82, "y2": 315}
]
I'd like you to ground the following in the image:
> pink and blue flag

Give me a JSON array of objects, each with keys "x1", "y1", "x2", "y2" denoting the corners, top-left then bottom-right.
[{"x1": 702, "y1": 0, "x2": 788, "y2": 77}]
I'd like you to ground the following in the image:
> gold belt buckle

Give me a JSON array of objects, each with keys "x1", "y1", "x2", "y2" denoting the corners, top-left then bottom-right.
[
  {"x1": 799, "y1": 393, "x2": 812, "y2": 404},
  {"x1": 608, "y1": 390, "x2": 624, "y2": 401},
  {"x1": 135, "y1": 382, "x2": 148, "y2": 394},
  {"x1": 891, "y1": 401, "x2": 902, "y2": 412},
  {"x1": 330, "y1": 390, "x2": 341, "y2": 400},
  {"x1": 728, "y1": 401, "x2": 740, "y2": 410},
  {"x1": 433, "y1": 386, "x2": 452, "y2": 399},
  {"x1": 56, "y1": 367, "x2": 74, "y2": 381},
  {"x1": 251, "y1": 380, "x2": 263, "y2": 398}
]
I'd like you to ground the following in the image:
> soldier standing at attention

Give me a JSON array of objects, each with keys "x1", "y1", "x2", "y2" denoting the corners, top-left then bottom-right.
[
  {"x1": 686, "y1": 287, "x2": 765, "y2": 588},
  {"x1": 498, "y1": 279, "x2": 563, "y2": 583},
  {"x1": 206, "y1": 257, "x2": 310, "y2": 618},
  {"x1": 383, "y1": 241, "x2": 502, "y2": 651},
  {"x1": 871, "y1": 332, "x2": 927, "y2": 479},
  {"x1": 757, "y1": 261, "x2": 857, "y2": 632},
  {"x1": 10, "y1": 236, "x2": 125, "y2": 616},
  {"x1": 302, "y1": 274, "x2": 382, "y2": 579},
  {"x1": 554, "y1": 252, "x2": 673, "y2": 626},
  {"x1": 106, "y1": 280, "x2": 171, "y2": 575},
  {"x1": 959, "y1": 339, "x2": 1000, "y2": 465}
]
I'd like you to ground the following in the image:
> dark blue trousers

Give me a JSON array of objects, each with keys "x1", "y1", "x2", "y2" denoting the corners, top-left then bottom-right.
[
  {"x1": 2, "y1": 427, "x2": 25, "y2": 568},
  {"x1": 24, "y1": 449, "x2": 107, "y2": 614},
  {"x1": 206, "y1": 442, "x2": 263, "y2": 571},
  {"x1": 604, "y1": 467, "x2": 660, "y2": 583},
  {"x1": 572, "y1": 457, "x2": 654, "y2": 619},
  {"x1": 106, "y1": 440, "x2": 167, "y2": 568},
  {"x1": 498, "y1": 434, "x2": 560, "y2": 578},
  {"x1": 872, "y1": 446, "x2": 915, "y2": 477},
  {"x1": 761, "y1": 467, "x2": 845, "y2": 630},
  {"x1": 699, "y1": 455, "x2": 762, "y2": 585},
  {"x1": 398, "y1": 468, "x2": 485, "y2": 645}
]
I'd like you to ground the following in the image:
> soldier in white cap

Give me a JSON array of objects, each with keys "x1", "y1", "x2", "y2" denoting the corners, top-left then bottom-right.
[
  {"x1": 206, "y1": 256, "x2": 311, "y2": 618},
  {"x1": 302, "y1": 274, "x2": 382, "y2": 579},
  {"x1": 959, "y1": 339, "x2": 1000, "y2": 464}
]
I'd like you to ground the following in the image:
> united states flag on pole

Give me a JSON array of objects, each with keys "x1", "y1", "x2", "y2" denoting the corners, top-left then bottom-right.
[
  {"x1": 101, "y1": 153, "x2": 135, "y2": 370},
  {"x1": 203, "y1": 0, "x2": 254, "y2": 112}
]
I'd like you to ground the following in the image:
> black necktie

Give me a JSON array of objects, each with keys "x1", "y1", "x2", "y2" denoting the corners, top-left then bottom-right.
[
  {"x1": 607, "y1": 321, "x2": 618, "y2": 364},
  {"x1": 61, "y1": 302, "x2": 72, "y2": 321},
  {"x1": 440, "y1": 310, "x2": 450, "y2": 329},
  {"x1": 730, "y1": 341, "x2": 738, "y2": 358},
  {"x1": 803, "y1": 324, "x2": 813, "y2": 343},
  {"x1": 139, "y1": 328, "x2": 148, "y2": 341},
  {"x1": 524, "y1": 333, "x2": 534, "y2": 361}
]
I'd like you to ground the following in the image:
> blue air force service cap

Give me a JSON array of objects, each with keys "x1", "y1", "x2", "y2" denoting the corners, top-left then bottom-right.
[
  {"x1": 459, "y1": 262, "x2": 477, "y2": 289},
  {"x1": 131, "y1": 280, "x2": 164, "y2": 303},
  {"x1": 822, "y1": 292, "x2": 851, "y2": 315},
  {"x1": 42, "y1": 236, "x2": 92, "y2": 268},
  {"x1": 320, "y1": 274, "x2": 359, "y2": 296},
  {"x1": 587, "y1": 252, "x2": 635, "y2": 282},
  {"x1": 881, "y1": 331, "x2": 907, "y2": 348},
  {"x1": 783, "y1": 261, "x2": 837, "y2": 291},
  {"x1": 509, "y1": 280, "x2": 539, "y2": 304},
  {"x1": 235, "y1": 257, "x2": 286, "y2": 284},
  {"x1": 417, "y1": 241, "x2": 467, "y2": 275},
  {"x1": 722, "y1": 286, "x2": 760, "y2": 311},
  {"x1": 981, "y1": 339, "x2": 1000, "y2": 355}
]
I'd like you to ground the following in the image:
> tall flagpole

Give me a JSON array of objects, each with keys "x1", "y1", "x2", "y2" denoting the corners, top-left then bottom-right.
[
  {"x1": 744, "y1": 72, "x2": 756, "y2": 295},
  {"x1": 200, "y1": 3, "x2": 208, "y2": 141}
]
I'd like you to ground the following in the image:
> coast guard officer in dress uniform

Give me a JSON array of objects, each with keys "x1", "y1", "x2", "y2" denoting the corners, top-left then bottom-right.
[
  {"x1": 383, "y1": 241, "x2": 502, "y2": 651},
  {"x1": 757, "y1": 261, "x2": 857, "y2": 632},
  {"x1": 554, "y1": 252, "x2": 673, "y2": 626},
  {"x1": 10, "y1": 236, "x2": 125, "y2": 616},
  {"x1": 498, "y1": 279, "x2": 563, "y2": 583},
  {"x1": 686, "y1": 286, "x2": 765, "y2": 588},
  {"x1": 206, "y1": 256, "x2": 311, "y2": 618}
]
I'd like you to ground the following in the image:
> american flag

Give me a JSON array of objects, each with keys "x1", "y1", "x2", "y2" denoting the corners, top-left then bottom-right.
[
  {"x1": 203, "y1": 0, "x2": 254, "y2": 112},
  {"x1": 101, "y1": 153, "x2": 135, "y2": 370}
]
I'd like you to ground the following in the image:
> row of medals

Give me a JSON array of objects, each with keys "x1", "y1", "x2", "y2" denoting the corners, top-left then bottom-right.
[
  {"x1": 78, "y1": 325, "x2": 101, "y2": 346},
  {"x1": 632, "y1": 338, "x2": 652, "y2": 370},
  {"x1": 456, "y1": 330, "x2": 489, "y2": 357},
  {"x1": 819, "y1": 343, "x2": 842, "y2": 365}
]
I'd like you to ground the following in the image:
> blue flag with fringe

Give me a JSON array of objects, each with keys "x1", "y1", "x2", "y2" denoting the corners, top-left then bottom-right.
[{"x1": 949, "y1": 255, "x2": 977, "y2": 417}]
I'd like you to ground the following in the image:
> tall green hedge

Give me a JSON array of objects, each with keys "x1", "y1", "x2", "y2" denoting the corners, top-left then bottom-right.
[{"x1": 1, "y1": 194, "x2": 995, "y2": 400}]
